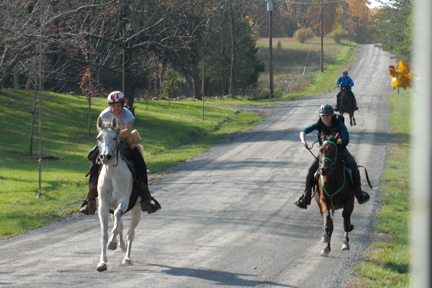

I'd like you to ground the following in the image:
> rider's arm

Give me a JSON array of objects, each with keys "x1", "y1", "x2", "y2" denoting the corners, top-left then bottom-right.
[
  {"x1": 300, "y1": 123, "x2": 318, "y2": 147},
  {"x1": 349, "y1": 77, "x2": 354, "y2": 87},
  {"x1": 118, "y1": 121, "x2": 132, "y2": 138},
  {"x1": 336, "y1": 77, "x2": 342, "y2": 85},
  {"x1": 338, "y1": 122, "x2": 349, "y2": 145}
]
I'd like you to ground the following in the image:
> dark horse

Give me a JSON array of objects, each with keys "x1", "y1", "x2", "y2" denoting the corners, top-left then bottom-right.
[
  {"x1": 338, "y1": 84, "x2": 356, "y2": 126},
  {"x1": 314, "y1": 132, "x2": 355, "y2": 257}
]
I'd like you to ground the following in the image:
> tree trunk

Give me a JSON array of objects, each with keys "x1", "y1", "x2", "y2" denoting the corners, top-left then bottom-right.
[{"x1": 229, "y1": 2, "x2": 236, "y2": 97}]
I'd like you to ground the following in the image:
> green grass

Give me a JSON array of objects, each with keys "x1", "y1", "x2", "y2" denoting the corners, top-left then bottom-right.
[
  {"x1": 349, "y1": 90, "x2": 411, "y2": 288},
  {"x1": 0, "y1": 38, "x2": 360, "y2": 238},
  {"x1": 253, "y1": 37, "x2": 359, "y2": 102},
  {"x1": 0, "y1": 90, "x2": 263, "y2": 238}
]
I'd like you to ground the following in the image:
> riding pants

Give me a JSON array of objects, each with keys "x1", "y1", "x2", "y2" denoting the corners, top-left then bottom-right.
[{"x1": 338, "y1": 148, "x2": 361, "y2": 190}]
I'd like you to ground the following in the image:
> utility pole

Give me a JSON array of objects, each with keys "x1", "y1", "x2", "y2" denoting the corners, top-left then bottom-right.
[
  {"x1": 343, "y1": 0, "x2": 346, "y2": 30},
  {"x1": 267, "y1": 0, "x2": 273, "y2": 99},
  {"x1": 320, "y1": 0, "x2": 324, "y2": 72}
]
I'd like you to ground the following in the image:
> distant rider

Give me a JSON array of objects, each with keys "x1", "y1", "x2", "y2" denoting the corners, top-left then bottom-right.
[
  {"x1": 294, "y1": 104, "x2": 370, "y2": 209},
  {"x1": 335, "y1": 69, "x2": 358, "y2": 111},
  {"x1": 80, "y1": 90, "x2": 161, "y2": 215}
]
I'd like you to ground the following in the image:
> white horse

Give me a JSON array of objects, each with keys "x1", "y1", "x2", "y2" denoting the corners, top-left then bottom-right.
[{"x1": 96, "y1": 117, "x2": 142, "y2": 272}]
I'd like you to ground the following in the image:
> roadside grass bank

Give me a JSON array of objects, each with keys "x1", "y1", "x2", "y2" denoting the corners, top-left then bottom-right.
[
  {"x1": 249, "y1": 37, "x2": 359, "y2": 102},
  {"x1": 0, "y1": 39, "x2": 360, "y2": 239},
  {"x1": 349, "y1": 91, "x2": 411, "y2": 287},
  {"x1": 0, "y1": 90, "x2": 263, "y2": 238}
]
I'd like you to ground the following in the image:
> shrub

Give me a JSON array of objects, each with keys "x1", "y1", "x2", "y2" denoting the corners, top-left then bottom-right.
[
  {"x1": 329, "y1": 28, "x2": 349, "y2": 43},
  {"x1": 293, "y1": 28, "x2": 314, "y2": 43}
]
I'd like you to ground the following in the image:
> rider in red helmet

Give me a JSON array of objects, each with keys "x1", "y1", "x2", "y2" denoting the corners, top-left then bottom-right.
[
  {"x1": 80, "y1": 91, "x2": 161, "y2": 215},
  {"x1": 294, "y1": 104, "x2": 369, "y2": 209}
]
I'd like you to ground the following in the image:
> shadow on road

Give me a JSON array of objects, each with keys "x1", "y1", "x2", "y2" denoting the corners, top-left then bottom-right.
[{"x1": 150, "y1": 264, "x2": 297, "y2": 287}]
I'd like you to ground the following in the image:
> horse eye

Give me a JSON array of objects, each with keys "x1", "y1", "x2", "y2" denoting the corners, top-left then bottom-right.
[{"x1": 113, "y1": 137, "x2": 118, "y2": 141}]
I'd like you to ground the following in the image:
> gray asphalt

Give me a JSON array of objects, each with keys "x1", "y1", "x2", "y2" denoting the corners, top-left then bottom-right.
[{"x1": 0, "y1": 44, "x2": 393, "y2": 288}]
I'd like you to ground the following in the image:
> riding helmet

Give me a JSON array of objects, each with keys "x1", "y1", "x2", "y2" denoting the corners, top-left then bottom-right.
[
  {"x1": 319, "y1": 104, "x2": 334, "y2": 115},
  {"x1": 107, "y1": 91, "x2": 126, "y2": 105},
  {"x1": 343, "y1": 69, "x2": 348, "y2": 74}
]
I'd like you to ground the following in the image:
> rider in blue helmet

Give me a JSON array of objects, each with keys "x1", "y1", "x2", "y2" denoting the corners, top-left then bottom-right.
[
  {"x1": 335, "y1": 69, "x2": 358, "y2": 112},
  {"x1": 294, "y1": 104, "x2": 370, "y2": 209}
]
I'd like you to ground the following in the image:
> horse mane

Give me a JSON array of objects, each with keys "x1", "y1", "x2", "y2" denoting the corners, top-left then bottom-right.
[{"x1": 321, "y1": 129, "x2": 340, "y2": 143}]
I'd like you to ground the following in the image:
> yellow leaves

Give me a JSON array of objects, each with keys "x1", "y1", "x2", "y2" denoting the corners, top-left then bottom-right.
[
  {"x1": 252, "y1": 265, "x2": 259, "y2": 269},
  {"x1": 388, "y1": 60, "x2": 412, "y2": 90}
]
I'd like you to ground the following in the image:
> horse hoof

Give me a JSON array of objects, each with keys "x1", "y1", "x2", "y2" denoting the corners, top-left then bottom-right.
[
  {"x1": 97, "y1": 262, "x2": 107, "y2": 272},
  {"x1": 320, "y1": 246, "x2": 331, "y2": 257},
  {"x1": 122, "y1": 259, "x2": 132, "y2": 266},
  {"x1": 108, "y1": 241, "x2": 118, "y2": 250},
  {"x1": 341, "y1": 243, "x2": 350, "y2": 251}
]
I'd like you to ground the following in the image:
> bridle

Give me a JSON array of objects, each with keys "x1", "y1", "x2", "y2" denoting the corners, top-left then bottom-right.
[
  {"x1": 97, "y1": 126, "x2": 120, "y2": 167},
  {"x1": 319, "y1": 139, "x2": 346, "y2": 212}
]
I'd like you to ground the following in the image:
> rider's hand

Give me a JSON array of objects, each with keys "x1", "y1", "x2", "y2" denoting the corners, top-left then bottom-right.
[{"x1": 302, "y1": 141, "x2": 308, "y2": 149}]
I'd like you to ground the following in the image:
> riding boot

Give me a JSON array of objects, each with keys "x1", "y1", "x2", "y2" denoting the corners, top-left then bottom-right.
[
  {"x1": 353, "y1": 172, "x2": 370, "y2": 204},
  {"x1": 139, "y1": 184, "x2": 162, "y2": 214},
  {"x1": 80, "y1": 160, "x2": 100, "y2": 215},
  {"x1": 294, "y1": 186, "x2": 312, "y2": 209},
  {"x1": 334, "y1": 95, "x2": 340, "y2": 111}
]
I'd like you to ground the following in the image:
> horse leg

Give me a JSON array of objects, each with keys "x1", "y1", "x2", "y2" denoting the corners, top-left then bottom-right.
[
  {"x1": 108, "y1": 195, "x2": 129, "y2": 250},
  {"x1": 97, "y1": 202, "x2": 110, "y2": 272},
  {"x1": 119, "y1": 218, "x2": 126, "y2": 251},
  {"x1": 320, "y1": 210, "x2": 333, "y2": 256},
  {"x1": 342, "y1": 203, "x2": 354, "y2": 251},
  {"x1": 122, "y1": 203, "x2": 142, "y2": 265}
]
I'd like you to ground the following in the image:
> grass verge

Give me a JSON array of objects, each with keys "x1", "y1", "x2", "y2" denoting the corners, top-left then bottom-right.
[
  {"x1": 348, "y1": 90, "x2": 411, "y2": 287},
  {"x1": 0, "y1": 90, "x2": 263, "y2": 238}
]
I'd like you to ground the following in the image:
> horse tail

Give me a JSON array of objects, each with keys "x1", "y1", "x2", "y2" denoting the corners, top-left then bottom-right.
[{"x1": 358, "y1": 165, "x2": 373, "y2": 189}]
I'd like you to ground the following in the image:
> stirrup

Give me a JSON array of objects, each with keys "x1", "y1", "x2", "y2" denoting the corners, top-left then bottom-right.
[
  {"x1": 141, "y1": 198, "x2": 161, "y2": 214},
  {"x1": 294, "y1": 196, "x2": 309, "y2": 209},
  {"x1": 356, "y1": 191, "x2": 370, "y2": 204},
  {"x1": 79, "y1": 199, "x2": 97, "y2": 215}
]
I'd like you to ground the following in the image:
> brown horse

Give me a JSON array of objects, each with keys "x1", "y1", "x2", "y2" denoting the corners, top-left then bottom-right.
[
  {"x1": 314, "y1": 132, "x2": 355, "y2": 257},
  {"x1": 339, "y1": 84, "x2": 356, "y2": 126}
]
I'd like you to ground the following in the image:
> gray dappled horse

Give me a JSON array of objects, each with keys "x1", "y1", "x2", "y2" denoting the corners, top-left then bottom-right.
[
  {"x1": 96, "y1": 117, "x2": 142, "y2": 272},
  {"x1": 339, "y1": 84, "x2": 356, "y2": 126}
]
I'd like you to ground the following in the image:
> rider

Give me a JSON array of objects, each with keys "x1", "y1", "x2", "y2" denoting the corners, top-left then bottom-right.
[
  {"x1": 80, "y1": 90, "x2": 161, "y2": 215},
  {"x1": 335, "y1": 69, "x2": 358, "y2": 111},
  {"x1": 294, "y1": 104, "x2": 370, "y2": 209}
]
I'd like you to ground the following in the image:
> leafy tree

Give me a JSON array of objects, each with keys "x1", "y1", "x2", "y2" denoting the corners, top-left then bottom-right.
[
  {"x1": 371, "y1": 0, "x2": 412, "y2": 61},
  {"x1": 294, "y1": 28, "x2": 314, "y2": 43},
  {"x1": 329, "y1": 28, "x2": 349, "y2": 43}
]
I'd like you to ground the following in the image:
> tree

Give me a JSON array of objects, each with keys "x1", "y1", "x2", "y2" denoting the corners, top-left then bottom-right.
[{"x1": 371, "y1": 0, "x2": 411, "y2": 62}]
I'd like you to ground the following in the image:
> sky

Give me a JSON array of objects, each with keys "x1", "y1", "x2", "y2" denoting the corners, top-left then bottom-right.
[{"x1": 367, "y1": 0, "x2": 389, "y2": 9}]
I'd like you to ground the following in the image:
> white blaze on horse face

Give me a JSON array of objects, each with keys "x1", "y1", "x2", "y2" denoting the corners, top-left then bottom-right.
[{"x1": 98, "y1": 128, "x2": 117, "y2": 165}]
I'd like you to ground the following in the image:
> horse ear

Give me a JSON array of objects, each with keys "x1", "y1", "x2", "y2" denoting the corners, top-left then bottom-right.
[
  {"x1": 111, "y1": 117, "x2": 118, "y2": 129},
  {"x1": 97, "y1": 116, "x2": 103, "y2": 130}
]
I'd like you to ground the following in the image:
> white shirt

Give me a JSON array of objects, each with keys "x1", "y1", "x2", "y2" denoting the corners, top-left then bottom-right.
[{"x1": 99, "y1": 107, "x2": 135, "y2": 133}]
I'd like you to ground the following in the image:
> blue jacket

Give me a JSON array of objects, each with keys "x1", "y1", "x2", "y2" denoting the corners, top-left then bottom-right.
[{"x1": 337, "y1": 76, "x2": 354, "y2": 90}]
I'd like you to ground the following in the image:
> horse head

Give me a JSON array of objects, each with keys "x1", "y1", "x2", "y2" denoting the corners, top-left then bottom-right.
[
  {"x1": 319, "y1": 131, "x2": 340, "y2": 177},
  {"x1": 340, "y1": 84, "x2": 350, "y2": 96},
  {"x1": 96, "y1": 117, "x2": 120, "y2": 165}
]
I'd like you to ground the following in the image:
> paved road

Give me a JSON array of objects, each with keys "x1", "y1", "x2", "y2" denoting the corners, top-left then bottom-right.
[{"x1": 0, "y1": 45, "x2": 393, "y2": 288}]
